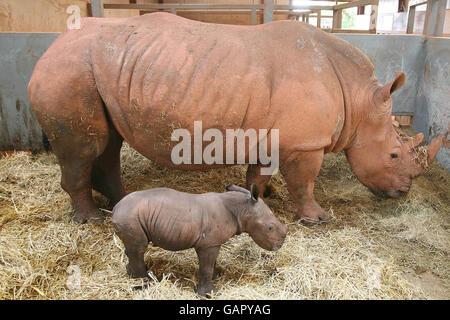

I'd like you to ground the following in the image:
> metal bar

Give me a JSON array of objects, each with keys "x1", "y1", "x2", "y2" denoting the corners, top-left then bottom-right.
[
  {"x1": 264, "y1": 0, "x2": 274, "y2": 24},
  {"x1": 91, "y1": 0, "x2": 104, "y2": 18},
  {"x1": 317, "y1": 10, "x2": 321, "y2": 28},
  {"x1": 406, "y1": 5, "x2": 416, "y2": 34},
  {"x1": 274, "y1": 5, "x2": 334, "y2": 10},
  {"x1": 332, "y1": 28, "x2": 377, "y2": 33},
  {"x1": 251, "y1": 8, "x2": 257, "y2": 25},
  {"x1": 332, "y1": 9, "x2": 342, "y2": 31},
  {"x1": 423, "y1": 0, "x2": 446, "y2": 36},
  {"x1": 103, "y1": 4, "x2": 335, "y2": 11},
  {"x1": 138, "y1": 10, "x2": 315, "y2": 16},
  {"x1": 369, "y1": 4, "x2": 378, "y2": 33},
  {"x1": 104, "y1": 4, "x2": 264, "y2": 10},
  {"x1": 333, "y1": 0, "x2": 378, "y2": 10},
  {"x1": 410, "y1": 1, "x2": 428, "y2": 8}
]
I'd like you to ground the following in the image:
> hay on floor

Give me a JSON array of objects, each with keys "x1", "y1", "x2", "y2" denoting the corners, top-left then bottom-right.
[{"x1": 0, "y1": 143, "x2": 448, "y2": 299}]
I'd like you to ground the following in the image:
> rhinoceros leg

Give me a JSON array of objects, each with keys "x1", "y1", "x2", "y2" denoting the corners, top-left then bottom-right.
[
  {"x1": 124, "y1": 243, "x2": 149, "y2": 279},
  {"x1": 280, "y1": 149, "x2": 330, "y2": 223},
  {"x1": 59, "y1": 156, "x2": 105, "y2": 224},
  {"x1": 195, "y1": 246, "x2": 220, "y2": 296},
  {"x1": 29, "y1": 74, "x2": 111, "y2": 224},
  {"x1": 246, "y1": 164, "x2": 273, "y2": 197},
  {"x1": 91, "y1": 126, "x2": 126, "y2": 207}
]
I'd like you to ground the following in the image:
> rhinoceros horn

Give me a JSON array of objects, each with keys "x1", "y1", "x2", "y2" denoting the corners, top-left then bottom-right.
[{"x1": 407, "y1": 134, "x2": 443, "y2": 178}]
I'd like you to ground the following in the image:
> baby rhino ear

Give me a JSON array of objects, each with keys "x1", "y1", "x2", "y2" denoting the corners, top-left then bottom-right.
[{"x1": 250, "y1": 183, "x2": 259, "y2": 203}]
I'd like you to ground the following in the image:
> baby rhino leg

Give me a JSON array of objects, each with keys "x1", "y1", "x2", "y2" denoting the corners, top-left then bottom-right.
[
  {"x1": 195, "y1": 246, "x2": 220, "y2": 297},
  {"x1": 114, "y1": 226, "x2": 149, "y2": 279}
]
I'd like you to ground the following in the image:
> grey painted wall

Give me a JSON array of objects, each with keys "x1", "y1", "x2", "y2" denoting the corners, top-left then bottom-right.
[
  {"x1": 336, "y1": 34, "x2": 426, "y2": 116},
  {"x1": 413, "y1": 37, "x2": 450, "y2": 170},
  {"x1": 0, "y1": 33, "x2": 59, "y2": 152},
  {"x1": 0, "y1": 32, "x2": 448, "y2": 170}
]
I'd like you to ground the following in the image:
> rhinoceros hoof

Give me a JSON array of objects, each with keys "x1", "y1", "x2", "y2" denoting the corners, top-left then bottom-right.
[
  {"x1": 73, "y1": 209, "x2": 104, "y2": 225},
  {"x1": 195, "y1": 283, "x2": 218, "y2": 297},
  {"x1": 297, "y1": 205, "x2": 331, "y2": 225},
  {"x1": 126, "y1": 264, "x2": 149, "y2": 279}
]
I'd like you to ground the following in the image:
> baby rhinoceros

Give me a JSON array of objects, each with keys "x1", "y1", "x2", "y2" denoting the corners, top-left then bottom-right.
[{"x1": 112, "y1": 183, "x2": 287, "y2": 296}]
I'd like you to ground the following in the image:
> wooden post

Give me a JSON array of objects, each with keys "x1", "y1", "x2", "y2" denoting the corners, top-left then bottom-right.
[
  {"x1": 332, "y1": 9, "x2": 342, "y2": 31},
  {"x1": 251, "y1": 7, "x2": 257, "y2": 25},
  {"x1": 317, "y1": 10, "x2": 321, "y2": 28},
  {"x1": 369, "y1": 5, "x2": 378, "y2": 33},
  {"x1": 264, "y1": 0, "x2": 274, "y2": 24},
  {"x1": 423, "y1": 0, "x2": 447, "y2": 36},
  {"x1": 305, "y1": 14, "x2": 309, "y2": 23},
  {"x1": 406, "y1": 5, "x2": 416, "y2": 34},
  {"x1": 91, "y1": 0, "x2": 104, "y2": 18}
]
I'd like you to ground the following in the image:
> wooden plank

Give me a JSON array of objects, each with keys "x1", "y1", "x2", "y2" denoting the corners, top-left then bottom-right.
[
  {"x1": 406, "y1": 5, "x2": 416, "y2": 34},
  {"x1": 332, "y1": 9, "x2": 342, "y2": 31},
  {"x1": 264, "y1": 0, "x2": 274, "y2": 24},
  {"x1": 332, "y1": 28, "x2": 377, "y2": 33},
  {"x1": 423, "y1": 0, "x2": 446, "y2": 36},
  {"x1": 333, "y1": 0, "x2": 378, "y2": 11},
  {"x1": 274, "y1": 5, "x2": 334, "y2": 10},
  {"x1": 395, "y1": 116, "x2": 412, "y2": 127},
  {"x1": 251, "y1": 8, "x2": 257, "y2": 25},
  {"x1": 91, "y1": 0, "x2": 104, "y2": 18},
  {"x1": 317, "y1": 10, "x2": 321, "y2": 28},
  {"x1": 103, "y1": 4, "x2": 335, "y2": 11},
  {"x1": 369, "y1": 4, "x2": 378, "y2": 33}
]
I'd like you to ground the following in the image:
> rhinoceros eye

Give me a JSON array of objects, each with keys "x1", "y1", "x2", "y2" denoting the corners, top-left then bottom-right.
[{"x1": 390, "y1": 153, "x2": 398, "y2": 159}]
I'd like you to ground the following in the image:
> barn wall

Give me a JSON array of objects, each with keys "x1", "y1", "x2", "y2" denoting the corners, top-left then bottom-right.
[
  {"x1": 0, "y1": 0, "x2": 140, "y2": 32},
  {"x1": 0, "y1": 31, "x2": 448, "y2": 170},
  {"x1": 0, "y1": 33, "x2": 59, "y2": 151},
  {"x1": 413, "y1": 37, "x2": 450, "y2": 169},
  {"x1": 336, "y1": 34, "x2": 425, "y2": 115},
  {"x1": 140, "y1": 0, "x2": 290, "y2": 25}
]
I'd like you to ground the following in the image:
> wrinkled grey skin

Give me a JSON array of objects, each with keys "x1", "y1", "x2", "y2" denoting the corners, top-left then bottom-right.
[{"x1": 112, "y1": 183, "x2": 287, "y2": 296}]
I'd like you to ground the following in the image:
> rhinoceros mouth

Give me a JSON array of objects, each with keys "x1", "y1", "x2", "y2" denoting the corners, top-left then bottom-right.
[
  {"x1": 369, "y1": 188, "x2": 408, "y2": 199},
  {"x1": 270, "y1": 238, "x2": 285, "y2": 251}
]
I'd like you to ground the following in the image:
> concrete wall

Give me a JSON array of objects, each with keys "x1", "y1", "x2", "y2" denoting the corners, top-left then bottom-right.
[
  {"x1": 0, "y1": 0, "x2": 141, "y2": 32},
  {"x1": 337, "y1": 34, "x2": 425, "y2": 115},
  {"x1": 0, "y1": 31, "x2": 448, "y2": 170},
  {"x1": 0, "y1": 33, "x2": 59, "y2": 152},
  {"x1": 413, "y1": 37, "x2": 450, "y2": 169},
  {"x1": 377, "y1": 0, "x2": 450, "y2": 36}
]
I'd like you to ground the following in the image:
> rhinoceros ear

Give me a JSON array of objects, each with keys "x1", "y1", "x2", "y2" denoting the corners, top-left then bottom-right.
[
  {"x1": 249, "y1": 183, "x2": 259, "y2": 203},
  {"x1": 375, "y1": 72, "x2": 406, "y2": 103},
  {"x1": 225, "y1": 184, "x2": 250, "y2": 195}
]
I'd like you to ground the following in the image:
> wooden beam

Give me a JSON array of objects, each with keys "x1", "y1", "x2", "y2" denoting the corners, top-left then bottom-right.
[
  {"x1": 251, "y1": 7, "x2": 257, "y2": 25},
  {"x1": 264, "y1": 0, "x2": 274, "y2": 24},
  {"x1": 317, "y1": 10, "x2": 321, "y2": 28},
  {"x1": 333, "y1": 0, "x2": 378, "y2": 11},
  {"x1": 332, "y1": 9, "x2": 342, "y2": 31},
  {"x1": 332, "y1": 28, "x2": 377, "y2": 33},
  {"x1": 91, "y1": 0, "x2": 104, "y2": 18},
  {"x1": 423, "y1": 0, "x2": 447, "y2": 36},
  {"x1": 369, "y1": 4, "x2": 378, "y2": 33},
  {"x1": 103, "y1": 4, "x2": 335, "y2": 11},
  {"x1": 406, "y1": 5, "x2": 416, "y2": 34}
]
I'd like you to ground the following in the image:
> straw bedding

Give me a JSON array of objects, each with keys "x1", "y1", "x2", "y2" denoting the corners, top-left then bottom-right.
[{"x1": 0, "y1": 143, "x2": 448, "y2": 299}]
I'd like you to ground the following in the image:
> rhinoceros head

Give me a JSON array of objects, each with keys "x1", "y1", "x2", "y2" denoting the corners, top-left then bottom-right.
[
  {"x1": 226, "y1": 183, "x2": 287, "y2": 250},
  {"x1": 345, "y1": 72, "x2": 443, "y2": 198}
]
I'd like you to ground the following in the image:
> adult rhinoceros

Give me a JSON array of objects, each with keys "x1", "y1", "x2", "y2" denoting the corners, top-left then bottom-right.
[{"x1": 28, "y1": 13, "x2": 442, "y2": 224}]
